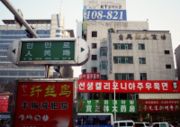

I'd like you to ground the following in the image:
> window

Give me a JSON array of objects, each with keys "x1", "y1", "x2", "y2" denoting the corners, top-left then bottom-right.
[
  {"x1": 92, "y1": 31, "x2": 97, "y2": 37},
  {"x1": 138, "y1": 43, "x2": 145, "y2": 50},
  {"x1": 166, "y1": 64, "x2": 171, "y2": 69},
  {"x1": 82, "y1": 69, "x2": 86, "y2": 74},
  {"x1": 126, "y1": 34, "x2": 133, "y2": 40},
  {"x1": 115, "y1": 73, "x2": 134, "y2": 80},
  {"x1": 100, "y1": 61, "x2": 107, "y2": 70},
  {"x1": 91, "y1": 67, "x2": 97, "y2": 73},
  {"x1": 164, "y1": 50, "x2": 170, "y2": 54},
  {"x1": 140, "y1": 73, "x2": 147, "y2": 80},
  {"x1": 114, "y1": 43, "x2": 132, "y2": 50},
  {"x1": 114, "y1": 56, "x2": 133, "y2": 64},
  {"x1": 139, "y1": 57, "x2": 146, "y2": 64},
  {"x1": 91, "y1": 55, "x2": 97, "y2": 60},
  {"x1": 161, "y1": 34, "x2": 166, "y2": 40},
  {"x1": 119, "y1": 34, "x2": 123, "y2": 40},
  {"x1": 91, "y1": 43, "x2": 97, "y2": 49},
  {"x1": 151, "y1": 34, "x2": 157, "y2": 40},
  {"x1": 100, "y1": 47, "x2": 107, "y2": 56},
  {"x1": 101, "y1": 75, "x2": 108, "y2": 80}
]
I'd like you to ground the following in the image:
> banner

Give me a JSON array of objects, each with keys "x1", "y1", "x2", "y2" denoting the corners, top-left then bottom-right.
[
  {"x1": 79, "y1": 73, "x2": 101, "y2": 80},
  {"x1": 78, "y1": 100, "x2": 137, "y2": 113},
  {"x1": 78, "y1": 80, "x2": 180, "y2": 93},
  {"x1": 14, "y1": 81, "x2": 73, "y2": 127},
  {"x1": 138, "y1": 100, "x2": 180, "y2": 112},
  {"x1": 0, "y1": 96, "x2": 9, "y2": 112}
]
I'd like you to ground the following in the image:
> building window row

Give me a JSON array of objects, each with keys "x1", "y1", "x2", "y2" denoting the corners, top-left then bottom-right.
[
  {"x1": 115, "y1": 73, "x2": 134, "y2": 80},
  {"x1": 114, "y1": 56, "x2": 133, "y2": 64},
  {"x1": 114, "y1": 43, "x2": 132, "y2": 50},
  {"x1": 118, "y1": 33, "x2": 166, "y2": 41}
]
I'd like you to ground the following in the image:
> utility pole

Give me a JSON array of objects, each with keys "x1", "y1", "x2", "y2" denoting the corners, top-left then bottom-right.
[{"x1": 1, "y1": 0, "x2": 38, "y2": 38}]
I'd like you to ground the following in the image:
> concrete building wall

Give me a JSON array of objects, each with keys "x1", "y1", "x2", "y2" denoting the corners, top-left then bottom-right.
[
  {"x1": 108, "y1": 30, "x2": 175, "y2": 80},
  {"x1": 175, "y1": 45, "x2": 180, "y2": 80}
]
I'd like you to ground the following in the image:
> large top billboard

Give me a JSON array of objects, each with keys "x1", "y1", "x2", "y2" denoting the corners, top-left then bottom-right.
[
  {"x1": 14, "y1": 81, "x2": 74, "y2": 127},
  {"x1": 83, "y1": 9, "x2": 127, "y2": 21}
]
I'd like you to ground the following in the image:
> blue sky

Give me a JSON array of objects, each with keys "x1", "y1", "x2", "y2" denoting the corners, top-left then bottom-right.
[{"x1": 0, "y1": 0, "x2": 180, "y2": 76}]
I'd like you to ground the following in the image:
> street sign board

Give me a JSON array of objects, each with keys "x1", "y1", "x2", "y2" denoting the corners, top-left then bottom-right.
[
  {"x1": 9, "y1": 38, "x2": 89, "y2": 65},
  {"x1": 14, "y1": 80, "x2": 74, "y2": 127}
]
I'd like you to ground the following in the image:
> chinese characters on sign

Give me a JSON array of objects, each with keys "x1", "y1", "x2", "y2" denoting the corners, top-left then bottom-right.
[
  {"x1": 14, "y1": 81, "x2": 73, "y2": 127},
  {"x1": 78, "y1": 80, "x2": 180, "y2": 93},
  {"x1": 78, "y1": 100, "x2": 137, "y2": 113},
  {"x1": 138, "y1": 100, "x2": 180, "y2": 112},
  {"x1": 20, "y1": 41, "x2": 75, "y2": 61}
]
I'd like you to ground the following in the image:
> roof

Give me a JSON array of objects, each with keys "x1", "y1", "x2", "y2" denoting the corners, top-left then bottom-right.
[{"x1": 2, "y1": 19, "x2": 51, "y2": 24}]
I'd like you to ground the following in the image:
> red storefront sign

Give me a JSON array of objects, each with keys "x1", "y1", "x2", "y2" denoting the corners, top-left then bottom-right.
[
  {"x1": 79, "y1": 73, "x2": 101, "y2": 80},
  {"x1": 14, "y1": 81, "x2": 73, "y2": 127},
  {"x1": 78, "y1": 80, "x2": 180, "y2": 93},
  {"x1": 0, "y1": 96, "x2": 9, "y2": 112},
  {"x1": 138, "y1": 100, "x2": 180, "y2": 112}
]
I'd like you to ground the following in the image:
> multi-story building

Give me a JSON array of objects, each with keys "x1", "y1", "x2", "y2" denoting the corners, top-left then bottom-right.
[
  {"x1": 77, "y1": 0, "x2": 178, "y2": 124},
  {"x1": 175, "y1": 45, "x2": 180, "y2": 80}
]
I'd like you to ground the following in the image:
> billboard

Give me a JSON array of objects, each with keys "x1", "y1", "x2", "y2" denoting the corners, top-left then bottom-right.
[
  {"x1": 78, "y1": 100, "x2": 137, "y2": 113},
  {"x1": 0, "y1": 96, "x2": 9, "y2": 113},
  {"x1": 83, "y1": 9, "x2": 127, "y2": 21},
  {"x1": 138, "y1": 100, "x2": 180, "y2": 112},
  {"x1": 79, "y1": 73, "x2": 101, "y2": 80},
  {"x1": 14, "y1": 81, "x2": 73, "y2": 127},
  {"x1": 78, "y1": 80, "x2": 180, "y2": 93}
]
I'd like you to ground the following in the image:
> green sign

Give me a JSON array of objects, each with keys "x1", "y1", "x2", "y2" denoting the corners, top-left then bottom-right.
[
  {"x1": 20, "y1": 40, "x2": 75, "y2": 61},
  {"x1": 78, "y1": 100, "x2": 137, "y2": 113}
]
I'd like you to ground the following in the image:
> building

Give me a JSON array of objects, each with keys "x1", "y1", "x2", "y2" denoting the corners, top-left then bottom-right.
[
  {"x1": 77, "y1": 0, "x2": 178, "y2": 124},
  {"x1": 175, "y1": 45, "x2": 180, "y2": 80}
]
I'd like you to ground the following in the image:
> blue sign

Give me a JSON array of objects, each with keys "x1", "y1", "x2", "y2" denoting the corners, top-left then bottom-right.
[{"x1": 83, "y1": 9, "x2": 127, "y2": 21}]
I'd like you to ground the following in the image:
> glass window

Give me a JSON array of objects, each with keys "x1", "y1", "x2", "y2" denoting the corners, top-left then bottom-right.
[
  {"x1": 100, "y1": 47, "x2": 107, "y2": 56},
  {"x1": 166, "y1": 64, "x2": 171, "y2": 69},
  {"x1": 140, "y1": 73, "x2": 147, "y2": 80},
  {"x1": 82, "y1": 69, "x2": 86, "y2": 74},
  {"x1": 91, "y1": 55, "x2": 97, "y2": 60},
  {"x1": 115, "y1": 73, "x2": 134, "y2": 80},
  {"x1": 139, "y1": 57, "x2": 146, "y2": 64},
  {"x1": 91, "y1": 67, "x2": 97, "y2": 73},
  {"x1": 126, "y1": 34, "x2": 133, "y2": 40},
  {"x1": 151, "y1": 34, "x2": 157, "y2": 40},
  {"x1": 114, "y1": 56, "x2": 133, "y2": 64},
  {"x1": 161, "y1": 34, "x2": 166, "y2": 40},
  {"x1": 114, "y1": 43, "x2": 132, "y2": 50},
  {"x1": 92, "y1": 31, "x2": 97, "y2": 37},
  {"x1": 138, "y1": 43, "x2": 145, "y2": 50},
  {"x1": 164, "y1": 50, "x2": 170, "y2": 54},
  {"x1": 100, "y1": 61, "x2": 107, "y2": 70},
  {"x1": 119, "y1": 34, "x2": 123, "y2": 40},
  {"x1": 91, "y1": 43, "x2": 97, "y2": 49}
]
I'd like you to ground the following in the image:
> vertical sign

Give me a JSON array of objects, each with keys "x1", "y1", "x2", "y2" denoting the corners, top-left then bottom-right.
[
  {"x1": 14, "y1": 81, "x2": 73, "y2": 127},
  {"x1": 0, "y1": 96, "x2": 9, "y2": 112}
]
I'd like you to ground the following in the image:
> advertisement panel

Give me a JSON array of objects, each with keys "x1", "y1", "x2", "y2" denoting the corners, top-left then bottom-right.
[
  {"x1": 0, "y1": 96, "x2": 9, "y2": 113},
  {"x1": 78, "y1": 100, "x2": 137, "y2": 113},
  {"x1": 138, "y1": 100, "x2": 180, "y2": 112},
  {"x1": 83, "y1": 9, "x2": 127, "y2": 21},
  {"x1": 14, "y1": 81, "x2": 73, "y2": 127},
  {"x1": 79, "y1": 73, "x2": 101, "y2": 80},
  {"x1": 78, "y1": 80, "x2": 180, "y2": 93}
]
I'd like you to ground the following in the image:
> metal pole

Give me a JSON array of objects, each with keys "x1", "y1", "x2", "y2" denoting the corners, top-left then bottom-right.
[
  {"x1": 1, "y1": 0, "x2": 38, "y2": 38},
  {"x1": 114, "y1": 83, "x2": 116, "y2": 121}
]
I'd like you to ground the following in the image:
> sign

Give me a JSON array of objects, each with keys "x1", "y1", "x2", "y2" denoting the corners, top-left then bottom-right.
[
  {"x1": 78, "y1": 80, "x2": 180, "y2": 93},
  {"x1": 9, "y1": 38, "x2": 89, "y2": 65},
  {"x1": 83, "y1": 9, "x2": 127, "y2": 21},
  {"x1": 78, "y1": 100, "x2": 137, "y2": 113},
  {"x1": 14, "y1": 81, "x2": 73, "y2": 127},
  {"x1": 138, "y1": 100, "x2": 180, "y2": 112},
  {"x1": 20, "y1": 40, "x2": 75, "y2": 61},
  {"x1": 79, "y1": 73, "x2": 101, "y2": 80},
  {"x1": 0, "y1": 96, "x2": 9, "y2": 112}
]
